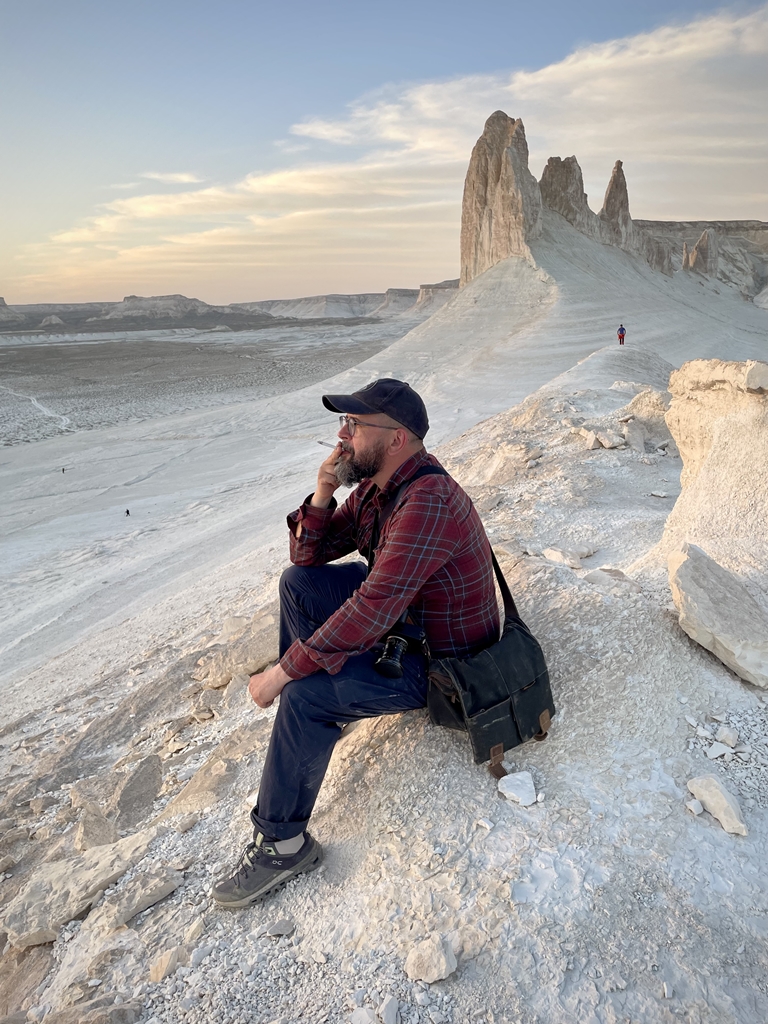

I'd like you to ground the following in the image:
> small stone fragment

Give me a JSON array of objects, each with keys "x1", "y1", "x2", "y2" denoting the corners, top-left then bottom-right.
[
  {"x1": 266, "y1": 918, "x2": 295, "y2": 937},
  {"x1": 498, "y1": 771, "x2": 537, "y2": 807},
  {"x1": 190, "y1": 944, "x2": 213, "y2": 968},
  {"x1": 663, "y1": 982, "x2": 673, "y2": 999},
  {"x1": 706, "y1": 742, "x2": 730, "y2": 759},
  {"x1": 594, "y1": 429, "x2": 624, "y2": 449},
  {"x1": 350, "y1": 1010, "x2": 377, "y2": 1024},
  {"x1": 149, "y1": 945, "x2": 187, "y2": 982},
  {"x1": 715, "y1": 725, "x2": 738, "y2": 748},
  {"x1": 623, "y1": 419, "x2": 647, "y2": 452},
  {"x1": 29, "y1": 795, "x2": 57, "y2": 816},
  {"x1": 378, "y1": 994, "x2": 399, "y2": 1024},
  {"x1": 584, "y1": 431, "x2": 601, "y2": 450},
  {"x1": 684, "y1": 714, "x2": 697, "y2": 728},
  {"x1": 173, "y1": 813, "x2": 200, "y2": 834},
  {"x1": 687, "y1": 775, "x2": 747, "y2": 835},
  {"x1": 100, "y1": 868, "x2": 184, "y2": 931},
  {"x1": 685, "y1": 799, "x2": 703, "y2": 816},
  {"x1": 404, "y1": 934, "x2": 457, "y2": 983},
  {"x1": 184, "y1": 917, "x2": 205, "y2": 944},
  {"x1": 542, "y1": 548, "x2": 582, "y2": 569},
  {"x1": 158, "y1": 757, "x2": 238, "y2": 819},
  {"x1": 696, "y1": 726, "x2": 713, "y2": 739},
  {"x1": 224, "y1": 673, "x2": 250, "y2": 708}
]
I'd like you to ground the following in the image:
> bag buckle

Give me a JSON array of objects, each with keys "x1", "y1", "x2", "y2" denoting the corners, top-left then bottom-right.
[{"x1": 487, "y1": 743, "x2": 507, "y2": 779}]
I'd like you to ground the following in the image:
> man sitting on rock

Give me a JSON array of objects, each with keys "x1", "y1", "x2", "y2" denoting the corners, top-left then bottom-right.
[{"x1": 212, "y1": 378, "x2": 500, "y2": 907}]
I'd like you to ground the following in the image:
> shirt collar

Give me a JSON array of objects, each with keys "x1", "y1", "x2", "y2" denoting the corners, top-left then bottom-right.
[{"x1": 375, "y1": 447, "x2": 431, "y2": 505}]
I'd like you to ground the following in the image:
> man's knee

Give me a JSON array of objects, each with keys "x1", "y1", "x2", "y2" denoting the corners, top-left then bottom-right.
[{"x1": 279, "y1": 564, "x2": 313, "y2": 604}]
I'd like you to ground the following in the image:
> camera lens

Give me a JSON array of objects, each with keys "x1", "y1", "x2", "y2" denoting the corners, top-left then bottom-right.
[{"x1": 374, "y1": 635, "x2": 408, "y2": 678}]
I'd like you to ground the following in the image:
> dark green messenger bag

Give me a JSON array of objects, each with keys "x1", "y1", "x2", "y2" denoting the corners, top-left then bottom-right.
[
  {"x1": 427, "y1": 548, "x2": 554, "y2": 776},
  {"x1": 371, "y1": 464, "x2": 555, "y2": 776}
]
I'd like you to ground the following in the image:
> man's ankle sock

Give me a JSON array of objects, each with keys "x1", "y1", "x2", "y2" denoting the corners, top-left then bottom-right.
[{"x1": 273, "y1": 834, "x2": 305, "y2": 855}]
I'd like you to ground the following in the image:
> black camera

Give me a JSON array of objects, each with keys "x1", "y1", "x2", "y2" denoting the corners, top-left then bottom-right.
[{"x1": 374, "y1": 622, "x2": 426, "y2": 678}]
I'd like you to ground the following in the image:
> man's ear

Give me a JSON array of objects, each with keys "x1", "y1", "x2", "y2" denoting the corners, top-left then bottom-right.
[{"x1": 389, "y1": 428, "x2": 410, "y2": 454}]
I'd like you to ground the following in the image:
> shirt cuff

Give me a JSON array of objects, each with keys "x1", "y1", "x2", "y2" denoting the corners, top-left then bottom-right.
[
  {"x1": 287, "y1": 494, "x2": 338, "y2": 534},
  {"x1": 279, "y1": 640, "x2": 320, "y2": 680}
]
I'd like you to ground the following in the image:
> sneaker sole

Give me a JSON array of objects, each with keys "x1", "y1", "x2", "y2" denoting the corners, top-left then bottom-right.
[{"x1": 212, "y1": 843, "x2": 323, "y2": 909}]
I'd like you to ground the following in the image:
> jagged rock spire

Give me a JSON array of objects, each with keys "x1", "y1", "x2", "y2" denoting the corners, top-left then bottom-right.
[
  {"x1": 599, "y1": 160, "x2": 635, "y2": 247},
  {"x1": 459, "y1": 111, "x2": 542, "y2": 287},
  {"x1": 688, "y1": 229, "x2": 719, "y2": 276},
  {"x1": 539, "y1": 156, "x2": 601, "y2": 240}
]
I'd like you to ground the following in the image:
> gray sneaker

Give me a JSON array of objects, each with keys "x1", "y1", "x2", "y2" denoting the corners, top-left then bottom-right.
[{"x1": 211, "y1": 832, "x2": 323, "y2": 909}]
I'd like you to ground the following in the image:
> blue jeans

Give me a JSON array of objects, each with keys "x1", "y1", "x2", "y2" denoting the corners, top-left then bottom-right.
[{"x1": 250, "y1": 563, "x2": 429, "y2": 841}]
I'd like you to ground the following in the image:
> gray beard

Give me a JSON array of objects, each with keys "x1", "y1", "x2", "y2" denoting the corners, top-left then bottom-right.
[{"x1": 335, "y1": 442, "x2": 386, "y2": 487}]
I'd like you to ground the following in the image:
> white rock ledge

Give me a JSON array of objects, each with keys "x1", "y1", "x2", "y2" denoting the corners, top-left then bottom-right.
[{"x1": 668, "y1": 542, "x2": 768, "y2": 689}]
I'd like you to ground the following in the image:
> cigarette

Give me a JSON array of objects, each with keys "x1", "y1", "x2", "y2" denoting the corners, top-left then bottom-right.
[{"x1": 317, "y1": 441, "x2": 338, "y2": 449}]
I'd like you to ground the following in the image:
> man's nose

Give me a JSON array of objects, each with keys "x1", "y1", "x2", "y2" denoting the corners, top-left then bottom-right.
[{"x1": 337, "y1": 419, "x2": 352, "y2": 440}]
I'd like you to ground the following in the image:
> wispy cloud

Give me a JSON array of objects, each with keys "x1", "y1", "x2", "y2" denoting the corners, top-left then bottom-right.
[
  {"x1": 8, "y1": 4, "x2": 768, "y2": 302},
  {"x1": 140, "y1": 171, "x2": 204, "y2": 184}
]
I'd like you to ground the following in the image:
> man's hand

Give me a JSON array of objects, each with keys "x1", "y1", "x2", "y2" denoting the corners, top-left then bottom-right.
[
  {"x1": 311, "y1": 443, "x2": 345, "y2": 509},
  {"x1": 249, "y1": 663, "x2": 292, "y2": 708}
]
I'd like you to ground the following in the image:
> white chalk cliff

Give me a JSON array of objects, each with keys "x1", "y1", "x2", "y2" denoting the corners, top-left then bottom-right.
[
  {"x1": 460, "y1": 111, "x2": 767, "y2": 298},
  {"x1": 459, "y1": 111, "x2": 542, "y2": 285}
]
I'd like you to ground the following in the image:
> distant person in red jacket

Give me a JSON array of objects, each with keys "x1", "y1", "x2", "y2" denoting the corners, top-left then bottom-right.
[{"x1": 617, "y1": 324, "x2": 626, "y2": 345}]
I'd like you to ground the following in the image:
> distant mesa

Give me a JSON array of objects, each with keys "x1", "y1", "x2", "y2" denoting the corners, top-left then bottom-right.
[
  {"x1": 0, "y1": 296, "x2": 26, "y2": 324},
  {"x1": 460, "y1": 110, "x2": 768, "y2": 300},
  {"x1": 0, "y1": 280, "x2": 460, "y2": 335},
  {"x1": 235, "y1": 282, "x2": 458, "y2": 321}
]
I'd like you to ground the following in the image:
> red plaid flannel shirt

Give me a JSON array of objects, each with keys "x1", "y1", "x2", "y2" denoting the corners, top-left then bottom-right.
[{"x1": 280, "y1": 449, "x2": 500, "y2": 679}]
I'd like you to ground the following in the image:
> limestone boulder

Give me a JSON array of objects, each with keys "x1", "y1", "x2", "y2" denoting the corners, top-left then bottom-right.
[
  {"x1": 156, "y1": 758, "x2": 237, "y2": 820},
  {"x1": 460, "y1": 111, "x2": 542, "y2": 286},
  {"x1": 85, "y1": 868, "x2": 184, "y2": 934},
  {"x1": 37, "y1": 998, "x2": 142, "y2": 1023},
  {"x1": 191, "y1": 605, "x2": 278, "y2": 689},
  {"x1": 687, "y1": 775, "x2": 747, "y2": 836},
  {"x1": 668, "y1": 543, "x2": 768, "y2": 689},
  {"x1": 108, "y1": 756, "x2": 162, "y2": 829},
  {"x1": 0, "y1": 945, "x2": 55, "y2": 1017},
  {"x1": 74, "y1": 804, "x2": 121, "y2": 852},
  {"x1": 623, "y1": 418, "x2": 647, "y2": 452},
  {"x1": 666, "y1": 358, "x2": 768, "y2": 488},
  {"x1": 1, "y1": 831, "x2": 154, "y2": 949},
  {"x1": 403, "y1": 934, "x2": 457, "y2": 983},
  {"x1": 656, "y1": 359, "x2": 768, "y2": 598}
]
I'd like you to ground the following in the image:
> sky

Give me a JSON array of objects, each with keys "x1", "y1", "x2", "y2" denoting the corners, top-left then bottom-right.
[{"x1": 1, "y1": 0, "x2": 766, "y2": 304}]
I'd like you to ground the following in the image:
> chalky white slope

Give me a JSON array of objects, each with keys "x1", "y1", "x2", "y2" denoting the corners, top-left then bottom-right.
[
  {"x1": 1, "y1": 211, "x2": 768, "y2": 1023},
  {"x1": 1, "y1": 210, "x2": 766, "y2": 710}
]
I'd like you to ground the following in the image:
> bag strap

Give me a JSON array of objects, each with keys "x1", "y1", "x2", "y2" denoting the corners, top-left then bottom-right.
[
  {"x1": 366, "y1": 465, "x2": 449, "y2": 574},
  {"x1": 364, "y1": 464, "x2": 521, "y2": 621},
  {"x1": 490, "y1": 550, "x2": 519, "y2": 620}
]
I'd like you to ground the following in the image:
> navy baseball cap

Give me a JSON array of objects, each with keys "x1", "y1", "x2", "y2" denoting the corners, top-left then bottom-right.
[{"x1": 322, "y1": 378, "x2": 429, "y2": 439}]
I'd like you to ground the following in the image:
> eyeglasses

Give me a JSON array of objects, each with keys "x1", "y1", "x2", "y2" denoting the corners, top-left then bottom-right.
[{"x1": 338, "y1": 415, "x2": 396, "y2": 437}]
